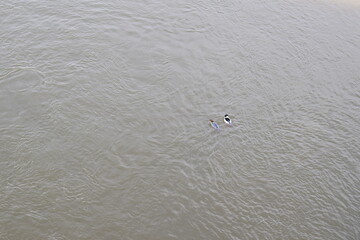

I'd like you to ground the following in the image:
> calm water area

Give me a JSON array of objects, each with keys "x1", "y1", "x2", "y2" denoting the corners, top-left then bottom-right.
[{"x1": 1, "y1": 0, "x2": 360, "y2": 239}]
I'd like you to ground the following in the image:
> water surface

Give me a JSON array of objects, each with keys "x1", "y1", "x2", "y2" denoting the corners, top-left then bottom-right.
[{"x1": 1, "y1": 0, "x2": 360, "y2": 239}]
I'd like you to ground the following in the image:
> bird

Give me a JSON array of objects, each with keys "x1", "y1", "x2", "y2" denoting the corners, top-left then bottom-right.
[
  {"x1": 209, "y1": 119, "x2": 220, "y2": 129},
  {"x1": 224, "y1": 114, "x2": 232, "y2": 126}
]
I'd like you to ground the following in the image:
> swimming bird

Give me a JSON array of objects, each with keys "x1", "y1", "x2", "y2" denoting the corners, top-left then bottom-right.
[
  {"x1": 209, "y1": 119, "x2": 220, "y2": 129},
  {"x1": 224, "y1": 114, "x2": 232, "y2": 126}
]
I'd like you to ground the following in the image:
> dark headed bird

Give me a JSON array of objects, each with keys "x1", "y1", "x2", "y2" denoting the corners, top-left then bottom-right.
[{"x1": 224, "y1": 114, "x2": 232, "y2": 126}]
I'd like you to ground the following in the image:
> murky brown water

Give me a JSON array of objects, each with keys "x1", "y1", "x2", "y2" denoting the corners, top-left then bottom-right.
[{"x1": 1, "y1": 0, "x2": 360, "y2": 239}]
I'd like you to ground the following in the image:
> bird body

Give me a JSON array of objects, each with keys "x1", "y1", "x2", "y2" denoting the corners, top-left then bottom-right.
[
  {"x1": 209, "y1": 119, "x2": 220, "y2": 129},
  {"x1": 224, "y1": 114, "x2": 232, "y2": 126}
]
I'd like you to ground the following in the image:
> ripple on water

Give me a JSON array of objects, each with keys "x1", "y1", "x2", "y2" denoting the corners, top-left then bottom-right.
[
  {"x1": 0, "y1": 68, "x2": 50, "y2": 123},
  {"x1": 0, "y1": 68, "x2": 45, "y2": 92}
]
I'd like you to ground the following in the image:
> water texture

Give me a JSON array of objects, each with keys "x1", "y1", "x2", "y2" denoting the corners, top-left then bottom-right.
[{"x1": 1, "y1": 0, "x2": 360, "y2": 239}]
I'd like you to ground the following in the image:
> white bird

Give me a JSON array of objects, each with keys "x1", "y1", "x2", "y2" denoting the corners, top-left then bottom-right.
[{"x1": 224, "y1": 114, "x2": 232, "y2": 126}]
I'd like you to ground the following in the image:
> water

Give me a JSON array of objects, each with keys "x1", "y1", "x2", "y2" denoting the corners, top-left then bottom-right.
[{"x1": 1, "y1": 0, "x2": 360, "y2": 239}]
